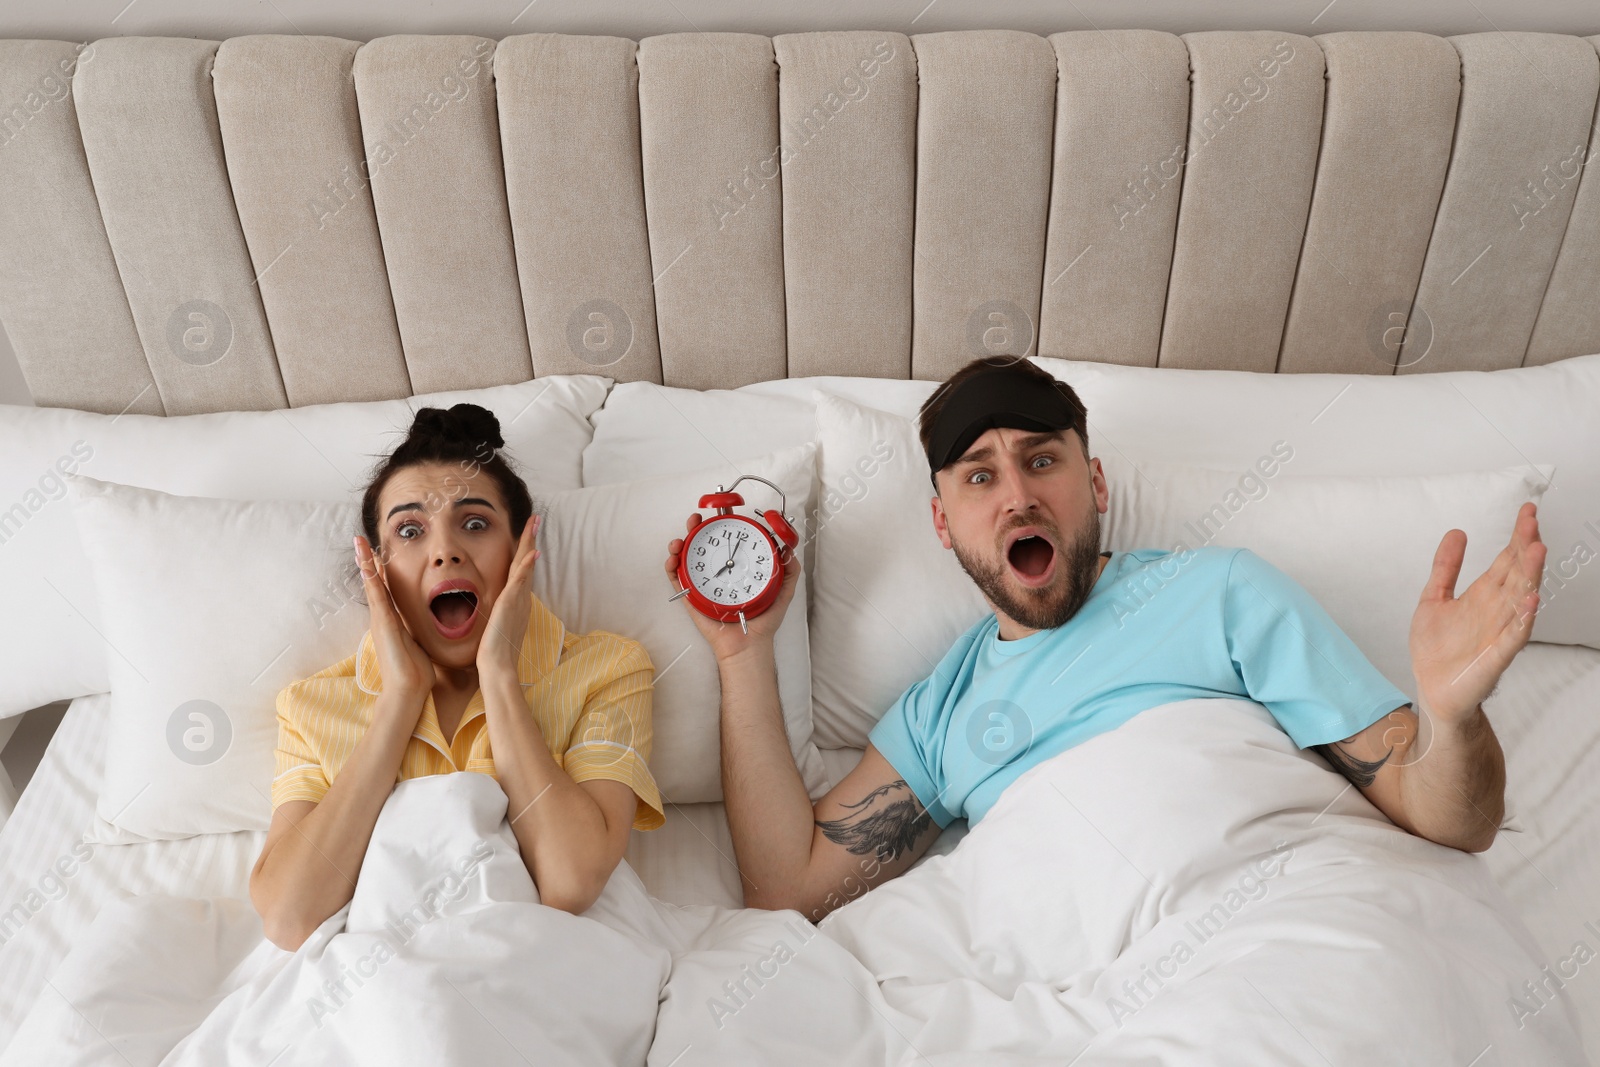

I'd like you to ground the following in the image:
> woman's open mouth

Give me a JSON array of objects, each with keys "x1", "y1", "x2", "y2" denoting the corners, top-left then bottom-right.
[
  {"x1": 1006, "y1": 531, "x2": 1058, "y2": 589},
  {"x1": 427, "y1": 581, "x2": 481, "y2": 640}
]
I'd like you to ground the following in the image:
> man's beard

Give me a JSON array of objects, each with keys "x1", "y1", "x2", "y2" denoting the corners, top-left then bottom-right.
[{"x1": 949, "y1": 505, "x2": 1104, "y2": 632}]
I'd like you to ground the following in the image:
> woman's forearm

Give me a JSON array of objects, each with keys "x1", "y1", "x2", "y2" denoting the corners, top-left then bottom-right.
[
  {"x1": 480, "y1": 669, "x2": 619, "y2": 913},
  {"x1": 253, "y1": 691, "x2": 420, "y2": 946}
]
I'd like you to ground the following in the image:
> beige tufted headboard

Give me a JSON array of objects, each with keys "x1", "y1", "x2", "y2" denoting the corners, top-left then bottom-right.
[{"x1": 0, "y1": 29, "x2": 1597, "y2": 417}]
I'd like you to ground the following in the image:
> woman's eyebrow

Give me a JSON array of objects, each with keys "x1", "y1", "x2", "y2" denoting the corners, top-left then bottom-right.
[{"x1": 384, "y1": 496, "x2": 499, "y2": 521}]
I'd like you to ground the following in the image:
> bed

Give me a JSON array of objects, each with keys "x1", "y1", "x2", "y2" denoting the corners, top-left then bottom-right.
[
  {"x1": 3, "y1": 649, "x2": 1599, "y2": 1060},
  {"x1": 2, "y1": 25, "x2": 1600, "y2": 1066}
]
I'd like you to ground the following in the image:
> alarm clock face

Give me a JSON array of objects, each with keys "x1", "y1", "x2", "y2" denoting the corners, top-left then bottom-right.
[{"x1": 683, "y1": 517, "x2": 777, "y2": 607}]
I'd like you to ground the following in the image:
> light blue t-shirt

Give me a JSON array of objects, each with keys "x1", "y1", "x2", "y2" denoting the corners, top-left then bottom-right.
[{"x1": 868, "y1": 546, "x2": 1410, "y2": 828}]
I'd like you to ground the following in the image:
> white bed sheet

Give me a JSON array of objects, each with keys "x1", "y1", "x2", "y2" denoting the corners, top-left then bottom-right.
[
  {"x1": 0, "y1": 695, "x2": 776, "y2": 1051},
  {"x1": 0, "y1": 695, "x2": 261, "y2": 1051},
  {"x1": 1478, "y1": 642, "x2": 1600, "y2": 1058},
  {"x1": 2, "y1": 641, "x2": 1598, "y2": 1058}
]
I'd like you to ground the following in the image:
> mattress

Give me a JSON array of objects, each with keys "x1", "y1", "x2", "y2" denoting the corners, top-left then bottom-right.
[{"x1": 2, "y1": 641, "x2": 1598, "y2": 1057}]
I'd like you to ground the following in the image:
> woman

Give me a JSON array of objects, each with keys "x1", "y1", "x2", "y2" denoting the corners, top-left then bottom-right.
[{"x1": 250, "y1": 403, "x2": 664, "y2": 950}]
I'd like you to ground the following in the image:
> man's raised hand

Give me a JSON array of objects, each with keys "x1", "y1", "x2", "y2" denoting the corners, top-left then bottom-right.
[{"x1": 1409, "y1": 501, "x2": 1546, "y2": 722}]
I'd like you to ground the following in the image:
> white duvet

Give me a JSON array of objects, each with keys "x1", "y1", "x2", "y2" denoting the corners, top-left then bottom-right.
[{"x1": 3, "y1": 698, "x2": 1587, "y2": 1066}]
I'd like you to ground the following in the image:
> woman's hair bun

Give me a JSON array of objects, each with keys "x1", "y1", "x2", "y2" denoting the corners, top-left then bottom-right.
[
  {"x1": 409, "y1": 402, "x2": 505, "y2": 452},
  {"x1": 360, "y1": 400, "x2": 532, "y2": 552}
]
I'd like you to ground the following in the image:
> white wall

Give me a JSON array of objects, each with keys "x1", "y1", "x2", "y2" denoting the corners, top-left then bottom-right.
[{"x1": 0, "y1": 0, "x2": 1595, "y2": 408}]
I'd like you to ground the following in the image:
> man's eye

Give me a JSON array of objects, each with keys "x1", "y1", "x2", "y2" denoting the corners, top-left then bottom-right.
[
  {"x1": 1032, "y1": 455, "x2": 1054, "y2": 469},
  {"x1": 968, "y1": 471, "x2": 990, "y2": 485}
]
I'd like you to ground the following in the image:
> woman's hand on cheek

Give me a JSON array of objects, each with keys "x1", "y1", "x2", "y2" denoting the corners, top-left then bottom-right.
[
  {"x1": 478, "y1": 513, "x2": 541, "y2": 679},
  {"x1": 355, "y1": 534, "x2": 435, "y2": 707}
]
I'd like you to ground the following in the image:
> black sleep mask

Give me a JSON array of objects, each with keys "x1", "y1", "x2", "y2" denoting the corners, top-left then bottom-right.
[{"x1": 925, "y1": 366, "x2": 1085, "y2": 485}]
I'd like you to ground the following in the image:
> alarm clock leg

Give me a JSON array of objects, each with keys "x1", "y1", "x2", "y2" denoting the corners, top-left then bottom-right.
[
  {"x1": 738, "y1": 611, "x2": 748, "y2": 635},
  {"x1": 667, "y1": 587, "x2": 690, "y2": 602}
]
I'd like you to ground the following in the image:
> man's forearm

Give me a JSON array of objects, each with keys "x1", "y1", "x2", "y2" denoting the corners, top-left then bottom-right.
[
  {"x1": 1397, "y1": 703, "x2": 1506, "y2": 852},
  {"x1": 716, "y1": 640, "x2": 818, "y2": 908}
]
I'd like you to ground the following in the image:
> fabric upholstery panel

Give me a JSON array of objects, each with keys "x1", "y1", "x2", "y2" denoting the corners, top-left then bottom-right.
[
  {"x1": 1524, "y1": 34, "x2": 1600, "y2": 367},
  {"x1": 496, "y1": 33, "x2": 664, "y2": 384},
  {"x1": 774, "y1": 31, "x2": 917, "y2": 379},
  {"x1": 637, "y1": 32, "x2": 787, "y2": 389},
  {"x1": 910, "y1": 30, "x2": 1057, "y2": 382},
  {"x1": 1278, "y1": 32, "x2": 1460, "y2": 375},
  {"x1": 0, "y1": 39, "x2": 159, "y2": 415},
  {"x1": 1406, "y1": 33, "x2": 1600, "y2": 373},
  {"x1": 1159, "y1": 32, "x2": 1326, "y2": 373},
  {"x1": 1038, "y1": 30, "x2": 1190, "y2": 369},
  {"x1": 352, "y1": 35, "x2": 533, "y2": 394},
  {"x1": 214, "y1": 35, "x2": 412, "y2": 407},
  {"x1": 72, "y1": 36, "x2": 287, "y2": 415}
]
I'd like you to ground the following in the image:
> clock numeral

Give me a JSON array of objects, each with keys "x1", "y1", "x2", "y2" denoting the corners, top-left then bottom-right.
[
  {"x1": 694, "y1": 546, "x2": 706, "y2": 556},
  {"x1": 744, "y1": 584, "x2": 752, "y2": 594},
  {"x1": 753, "y1": 571, "x2": 765, "y2": 582},
  {"x1": 713, "y1": 587, "x2": 722, "y2": 597},
  {"x1": 708, "y1": 536, "x2": 720, "y2": 546},
  {"x1": 756, "y1": 555, "x2": 768, "y2": 564},
  {"x1": 693, "y1": 562, "x2": 705, "y2": 572}
]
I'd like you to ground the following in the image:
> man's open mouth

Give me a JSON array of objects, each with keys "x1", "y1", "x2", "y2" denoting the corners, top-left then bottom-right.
[
  {"x1": 1006, "y1": 532, "x2": 1057, "y2": 587},
  {"x1": 428, "y1": 584, "x2": 480, "y2": 638}
]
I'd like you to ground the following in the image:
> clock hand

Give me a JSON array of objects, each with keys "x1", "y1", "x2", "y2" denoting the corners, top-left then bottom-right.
[{"x1": 717, "y1": 536, "x2": 741, "y2": 572}]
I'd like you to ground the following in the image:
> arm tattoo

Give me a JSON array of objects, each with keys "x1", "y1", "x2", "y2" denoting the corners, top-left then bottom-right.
[
  {"x1": 1316, "y1": 742, "x2": 1393, "y2": 789},
  {"x1": 815, "y1": 780, "x2": 933, "y2": 864}
]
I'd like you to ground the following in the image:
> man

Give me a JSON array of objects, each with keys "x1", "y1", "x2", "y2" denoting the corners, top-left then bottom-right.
[{"x1": 663, "y1": 356, "x2": 1546, "y2": 923}]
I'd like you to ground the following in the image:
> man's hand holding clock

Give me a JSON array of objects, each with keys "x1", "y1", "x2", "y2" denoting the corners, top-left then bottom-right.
[{"x1": 665, "y1": 511, "x2": 799, "y2": 662}]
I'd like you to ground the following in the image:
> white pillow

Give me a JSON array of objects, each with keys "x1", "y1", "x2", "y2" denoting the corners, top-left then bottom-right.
[
  {"x1": 66, "y1": 476, "x2": 368, "y2": 841},
  {"x1": 581, "y1": 376, "x2": 937, "y2": 486},
  {"x1": 810, "y1": 393, "x2": 1552, "y2": 750},
  {"x1": 533, "y1": 443, "x2": 828, "y2": 802},
  {"x1": 809, "y1": 395, "x2": 988, "y2": 749},
  {"x1": 71, "y1": 444, "x2": 826, "y2": 841},
  {"x1": 0, "y1": 376, "x2": 609, "y2": 718},
  {"x1": 1100, "y1": 453, "x2": 1552, "y2": 699},
  {"x1": 581, "y1": 376, "x2": 938, "y2": 621},
  {"x1": 1034, "y1": 354, "x2": 1600, "y2": 650}
]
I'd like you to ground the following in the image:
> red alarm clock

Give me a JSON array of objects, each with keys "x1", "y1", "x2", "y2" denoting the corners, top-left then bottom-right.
[{"x1": 669, "y1": 475, "x2": 799, "y2": 634}]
